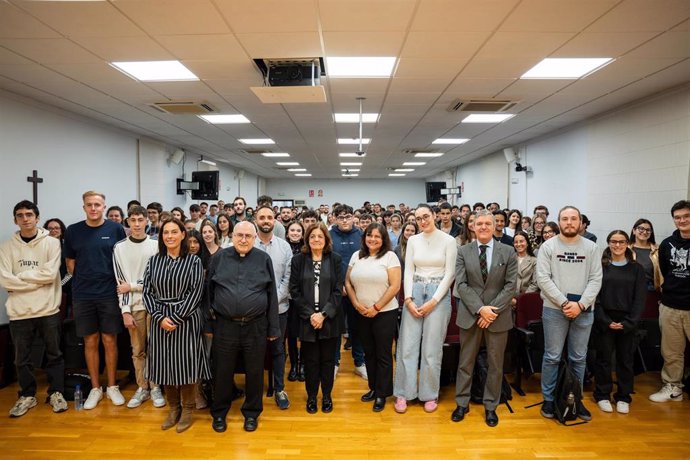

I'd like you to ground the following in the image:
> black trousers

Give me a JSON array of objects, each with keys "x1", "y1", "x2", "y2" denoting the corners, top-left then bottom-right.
[
  {"x1": 358, "y1": 309, "x2": 397, "y2": 398},
  {"x1": 593, "y1": 326, "x2": 636, "y2": 403},
  {"x1": 211, "y1": 316, "x2": 267, "y2": 420},
  {"x1": 10, "y1": 313, "x2": 64, "y2": 397},
  {"x1": 301, "y1": 336, "x2": 338, "y2": 399}
]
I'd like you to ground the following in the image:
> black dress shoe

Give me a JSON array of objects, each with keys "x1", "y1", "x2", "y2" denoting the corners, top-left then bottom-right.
[
  {"x1": 306, "y1": 398, "x2": 318, "y2": 414},
  {"x1": 361, "y1": 390, "x2": 375, "y2": 402},
  {"x1": 322, "y1": 396, "x2": 333, "y2": 413},
  {"x1": 451, "y1": 406, "x2": 469, "y2": 422},
  {"x1": 243, "y1": 417, "x2": 258, "y2": 432},
  {"x1": 373, "y1": 397, "x2": 386, "y2": 412},
  {"x1": 287, "y1": 366, "x2": 298, "y2": 382},
  {"x1": 212, "y1": 416, "x2": 227, "y2": 433},
  {"x1": 485, "y1": 409, "x2": 499, "y2": 427},
  {"x1": 297, "y1": 364, "x2": 306, "y2": 382}
]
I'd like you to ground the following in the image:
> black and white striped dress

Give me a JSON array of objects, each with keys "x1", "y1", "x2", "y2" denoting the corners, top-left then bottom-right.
[{"x1": 143, "y1": 253, "x2": 211, "y2": 385}]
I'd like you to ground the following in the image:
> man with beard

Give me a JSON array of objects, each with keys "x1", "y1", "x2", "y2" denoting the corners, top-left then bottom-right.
[
  {"x1": 253, "y1": 207, "x2": 293, "y2": 409},
  {"x1": 279, "y1": 206, "x2": 293, "y2": 231},
  {"x1": 536, "y1": 206, "x2": 602, "y2": 421},
  {"x1": 231, "y1": 196, "x2": 250, "y2": 225}
]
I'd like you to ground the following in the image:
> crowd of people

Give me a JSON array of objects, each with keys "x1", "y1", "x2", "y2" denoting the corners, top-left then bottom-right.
[{"x1": 0, "y1": 192, "x2": 689, "y2": 432}]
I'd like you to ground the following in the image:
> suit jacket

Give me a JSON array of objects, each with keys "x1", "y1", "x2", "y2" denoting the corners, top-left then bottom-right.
[
  {"x1": 516, "y1": 255, "x2": 539, "y2": 295},
  {"x1": 453, "y1": 240, "x2": 518, "y2": 332},
  {"x1": 289, "y1": 251, "x2": 344, "y2": 342}
]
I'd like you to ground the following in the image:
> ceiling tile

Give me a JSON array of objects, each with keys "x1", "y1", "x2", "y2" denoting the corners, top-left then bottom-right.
[
  {"x1": 443, "y1": 78, "x2": 516, "y2": 97},
  {"x1": 0, "y1": 38, "x2": 101, "y2": 64},
  {"x1": 459, "y1": 57, "x2": 535, "y2": 79},
  {"x1": 394, "y1": 58, "x2": 468, "y2": 80},
  {"x1": 401, "y1": 31, "x2": 488, "y2": 59},
  {"x1": 0, "y1": 3, "x2": 61, "y2": 39},
  {"x1": 327, "y1": 78, "x2": 389, "y2": 94},
  {"x1": 319, "y1": 0, "x2": 417, "y2": 31},
  {"x1": 624, "y1": 31, "x2": 690, "y2": 59},
  {"x1": 587, "y1": 0, "x2": 690, "y2": 33},
  {"x1": 114, "y1": 0, "x2": 230, "y2": 35},
  {"x1": 553, "y1": 32, "x2": 659, "y2": 57},
  {"x1": 235, "y1": 32, "x2": 323, "y2": 59},
  {"x1": 410, "y1": 0, "x2": 518, "y2": 32},
  {"x1": 500, "y1": 0, "x2": 618, "y2": 32},
  {"x1": 71, "y1": 36, "x2": 174, "y2": 61},
  {"x1": 476, "y1": 32, "x2": 574, "y2": 59},
  {"x1": 182, "y1": 60, "x2": 262, "y2": 81},
  {"x1": 155, "y1": 34, "x2": 248, "y2": 61},
  {"x1": 215, "y1": 0, "x2": 318, "y2": 33},
  {"x1": 389, "y1": 78, "x2": 452, "y2": 93},
  {"x1": 323, "y1": 32, "x2": 405, "y2": 56}
]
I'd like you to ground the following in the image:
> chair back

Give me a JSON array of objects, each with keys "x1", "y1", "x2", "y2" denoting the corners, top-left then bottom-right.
[{"x1": 515, "y1": 292, "x2": 543, "y2": 328}]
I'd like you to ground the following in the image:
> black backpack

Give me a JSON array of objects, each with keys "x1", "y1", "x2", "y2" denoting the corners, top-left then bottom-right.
[
  {"x1": 553, "y1": 360, "x2": 587, "y2": 426},
  {"x1": 470, "y1": 348, "x2": 514, "y2": 413}
]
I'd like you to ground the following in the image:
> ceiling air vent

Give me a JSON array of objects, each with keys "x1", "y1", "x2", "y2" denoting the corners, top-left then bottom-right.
[
  {"x1": 149, "y1": 101, "x2": 216, "y2": 115},
  {"x1": 241, "y1": 149, "x2": 271, "y2": 155},
  {"x1": 446, "y1": 99, "x2": 517, "y2": 113}
]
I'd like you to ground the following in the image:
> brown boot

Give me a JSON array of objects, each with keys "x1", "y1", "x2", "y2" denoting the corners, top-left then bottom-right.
[
  {"x1": 161, "y1": 386, "x2": 181, "y2": 431},
  {"x1": 176, "y1": 384, "x2": 195, "y2": 433},
  {"x1": 195, "y1": 380, "x2": 208, "y2": 410}
]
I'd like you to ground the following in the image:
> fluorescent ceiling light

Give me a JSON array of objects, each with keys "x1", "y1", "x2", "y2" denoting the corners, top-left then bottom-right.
[
  {"x1": 261, "y1": 152, "x2": 290, "y2": 157},
  {"x1": 521, "y1": 58, "x2": 613, "y2": 79},
  {"x1": 432, "y1": 138, "x2": 469, "y2": 144},
  {"x1": 239, "y1": 138, "x2": 275, "y2": 144},
  {"x1": 295, "y1": 173, "x2": 312, "y2": 177},
  {"x1": 340, "y1": 162, "x2": 362, "y2": 166},
  {"x1": 338, "y1": 138, "x2": 370, "y2": 145},
  {"x1": 287, "y1": 168, "x2": 307, "y2": 172},
  {"x1": 276, "y1": 162, "x2": 299, "y2": 166},
  {"x1": 334, "y1": 113, "x2": 380, "y2": 123},
  {"x1": 395, "y1": 168, "x2": 414, "y2": 172},
  {"x1": 198, "y1": 114, "x2": 250, "y2": 124},
  {"x1": 339, "y1": 153, "x2": 366, "y2": 157},
  {"x1": 342, "y1": 173, "x2": 359, "y2": 177},
  {"x1": 110, "y1": 60, "x2": 198, "y2": 82},
  {"x1": 415, "y1": 152, "x2": 444, "y2": 157},
  {"x1": 403, "y1": 162, "x2": 426, "y2": 166},
  {"x1": 389, "y1": 173, "x2": 406, "y2": 177},
  {"x1": 462, "y1": 114, "x2": 515, "y2": 123},
  {"x1": 327, "y1": 57, "x2": 396, "y2": 78},
  {"x1": 341, "y1": 169, "x2": 360, "y2": 172},
  {"x1": 199, "y1": 159, "x2": 216, "y2": 166}
]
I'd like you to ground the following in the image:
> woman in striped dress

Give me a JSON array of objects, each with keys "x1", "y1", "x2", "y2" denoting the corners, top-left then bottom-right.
[{"x1": 143, "y1": 218, "x2": 210, "y2": 433}]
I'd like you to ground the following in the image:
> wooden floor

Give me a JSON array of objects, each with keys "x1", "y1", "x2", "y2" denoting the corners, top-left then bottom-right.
[{"x1": 2, "y1": 352, "x2": 690, "y2": 460}]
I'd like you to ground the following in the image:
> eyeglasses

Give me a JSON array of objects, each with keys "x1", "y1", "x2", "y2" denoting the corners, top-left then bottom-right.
[
  {"x1": 415, "y1": 214, "x2": 432, "y2": 222},
  {"x1": 673, "y1": 213, "x2": 690, "y2": 222},
  {"x1": 233, "y1": 233, "x2": 255, "y2": 240},
  {"x1": 635, "y1": 227, "x2": 652, "y2": 234},
  {"x1": 336, "y1": 214, "x2": 353, "y2": 221},
  {"x1": 542, "y1": 230, "x2": 555, "y2": 236},
  {"x1": 609, "y1": 240, "x2": 628, "y2": 246}
]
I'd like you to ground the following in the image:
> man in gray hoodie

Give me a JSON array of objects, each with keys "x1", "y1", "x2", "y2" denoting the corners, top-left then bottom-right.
[{"x1": 536, "y1": 205, "x2": 602, "y2": 421}]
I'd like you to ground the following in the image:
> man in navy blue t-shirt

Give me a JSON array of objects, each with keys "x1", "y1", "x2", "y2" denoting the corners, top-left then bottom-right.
[{"x1": 64, "y1": 191, "x2": 126, "y2": 410}]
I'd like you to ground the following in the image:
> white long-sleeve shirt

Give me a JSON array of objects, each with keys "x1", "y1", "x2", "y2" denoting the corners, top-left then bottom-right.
[
  {"x1": 113, "y1": 236, "x2": 159, "y2": 314},
  {"x1": 404, "y1": 229, "x2": 457, "y2": 302}
]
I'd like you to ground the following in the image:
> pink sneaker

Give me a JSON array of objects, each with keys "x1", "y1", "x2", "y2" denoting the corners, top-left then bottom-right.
[
  {"x1": 394, "y1": 397, "x2": 407, "y2": 413},
  {"x1": 423, "y1": 400, "x2": 438, "y2": 413}
]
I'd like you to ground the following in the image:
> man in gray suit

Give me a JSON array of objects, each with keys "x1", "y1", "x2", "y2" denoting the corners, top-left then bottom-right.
[{"x1": 452, "y1": 210, "x2": 518, "y2": 427}]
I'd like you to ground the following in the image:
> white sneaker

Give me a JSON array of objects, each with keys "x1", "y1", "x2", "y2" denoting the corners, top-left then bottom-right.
[
  {"x1": 127, "y1": 387, "x2": 150, "y2": 408},
  {"x1": 150, "y1": 386, "x2": 166, "y2": 408},
  {"x1": 49, "y1": 392, "x2": 68, "y2": 413},
  {"x1": 9, "y1": 396, "x2": 37, "y2": 417},
  {"x1": 649, "y1": 383, "x2": 683, "y2": 402},
  {"x1": 354, "y1": 365, "x2": 368, "y2": 380},
  {"x1": 106, "y1": 385, "x2": 125, "y2": 406},
  {"x1": 83, "y1": 387, "x2": 103, "y2": 410},
  {"x1": 334, "y1": 365, "x2": 339, "y2": 380},
  {"x1": 597, "y1": 399, "x2": 613, "y2": 413},
  {"x1": 616, "y1": 401, "x2": 630, "y2": 414}
]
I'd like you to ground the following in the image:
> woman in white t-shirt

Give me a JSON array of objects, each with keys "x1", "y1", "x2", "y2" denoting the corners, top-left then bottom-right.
[{"x1": 345, "y1": 223, "x2": 401, "y2": 412}]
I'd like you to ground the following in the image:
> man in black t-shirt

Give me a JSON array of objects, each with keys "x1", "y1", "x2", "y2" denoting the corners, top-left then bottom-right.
[{"x1": 64, "y1": 191, "x2": 126, "y2": 410}]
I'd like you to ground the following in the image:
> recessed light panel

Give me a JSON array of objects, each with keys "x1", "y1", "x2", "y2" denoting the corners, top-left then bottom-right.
[
  {"x1": 388, "y1": 173, "x2": 406, "y2": 177},
  {"x1": 341, "y1": 169, "x2": 361, "y2": 172},
  {"x1": 340, "y1": 162, "x2": 362, "y2": 166},
  {"x1": 432, "y1": 138, "x2": 469, "y2": 144},
  {"x1": 261, "y1": 153, "x2": 290, "y2": 157},
  {"x1": 239, "y1": 138, "x2": 275, "y2": 144},
  {"x1": 110, "y1": 60, "x2": 198, "y2": 81},
  {"x1": 198, "y1": 114, "x2": 250, "y2": 124},
  {"x1": 338, "y1": 138, "x2": 370, "y2": 145},
  {"x1": 521, "y1": 58, "x2": 613, "y2": 79},
  {"x1": 295, "y1": 173, "x2": 312, "y2": 177},
  {"x1": 287, "y1": 168, "x2": 306, "y2": 172},
  {"x1": 334, "y1": 113, "x2": 380, "y2": 123},
  {"x1": 414, "y1": 152, "x2": 444, "y2": 157},
  {"x1": 403, "y1": 162, "x2": 426, "y2": 166},
  {"x1": 327, "y1": 57, "x2": 396, "y2": 78},
  {"x1": 395, "y1": 168, "x2": 414, "y2": 172},
  {"x1": 462, "y1": 114, "x2": 514, "y2": 123},
  {"x1": 276, "y1": 162, "x2": 299, "y2": 166},
  {"x1": 339, "y1": 153, "x2": 366, "y2": 157}
]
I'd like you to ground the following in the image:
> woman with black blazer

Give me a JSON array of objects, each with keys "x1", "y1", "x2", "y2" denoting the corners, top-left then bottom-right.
[{"x1": 289, "y1": 222, "x2": 343, "y2": 414}]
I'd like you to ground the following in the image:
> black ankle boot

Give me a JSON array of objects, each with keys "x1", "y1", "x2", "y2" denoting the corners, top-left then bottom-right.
[
  {"x1": 288, "y1": 365, "x2": 298, "y2": 382},
  {"x1": 298, "y1": 363, "x2": 306, "y2": 382}
]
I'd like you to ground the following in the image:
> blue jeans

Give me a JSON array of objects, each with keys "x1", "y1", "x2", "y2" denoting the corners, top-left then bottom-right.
[
  {"x1": 270, "y1": 312, "x2": 288, "y2": 392},
  {"x1": 393, "y1": 281, "x2": 451, "y2": 402},
  {"x1": 541, "y1": 306, "x2": 594, "y2": 401},
  {"x1": 335, "y1": 296, "x2": 365, "y2": 367}
]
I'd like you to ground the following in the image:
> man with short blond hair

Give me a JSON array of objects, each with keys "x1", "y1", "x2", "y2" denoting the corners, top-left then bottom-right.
[{"x1": 64, "y1": 191, "x2": 127, "y2": 410}]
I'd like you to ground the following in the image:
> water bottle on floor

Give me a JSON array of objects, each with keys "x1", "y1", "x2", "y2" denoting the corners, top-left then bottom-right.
[{"x1": 74, "y1": 384, "x2": 83, "y2": 411}]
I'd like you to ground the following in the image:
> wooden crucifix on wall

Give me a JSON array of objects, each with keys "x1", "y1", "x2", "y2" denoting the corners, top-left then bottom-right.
[{"x1": 27, "y1": 170, "x2": 44, "y2": 205}]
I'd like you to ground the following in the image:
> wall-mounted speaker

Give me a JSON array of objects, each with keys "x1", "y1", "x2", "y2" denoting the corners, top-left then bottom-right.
[
  {"x1": 503, "y1": 147, "x2": 516, "y2": 163},
  {"x1": 170, "y1": 149, "x2": 185, "y2": 165}
]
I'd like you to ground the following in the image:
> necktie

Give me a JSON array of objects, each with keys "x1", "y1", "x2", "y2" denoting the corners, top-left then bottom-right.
[{"x1": 479, "y1": 245, "x2": 488, "y2": 283}]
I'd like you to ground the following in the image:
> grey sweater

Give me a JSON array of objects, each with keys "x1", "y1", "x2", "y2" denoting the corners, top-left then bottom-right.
[{"x1": 536, "y1": 236, "x2": 602, "y2": 310}]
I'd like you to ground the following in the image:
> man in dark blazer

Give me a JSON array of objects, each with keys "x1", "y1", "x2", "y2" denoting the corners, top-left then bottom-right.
[{"x1": 452, "y1": 210, "x2": 518, "y2": 427}]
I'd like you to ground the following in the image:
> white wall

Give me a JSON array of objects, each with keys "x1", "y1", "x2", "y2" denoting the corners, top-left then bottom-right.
[
  {"x1": 265, "y1": 179, "x2": 426, "y2": 209},
  {"x1": 452, "y1": 151, "x2": 510, "y2": 208},
  {"x1": 499, "y1": 85, "x2": 690, "y2": 243},
  {"x1": 0, "y1": 91, "x2": 260, "y2": 323}
]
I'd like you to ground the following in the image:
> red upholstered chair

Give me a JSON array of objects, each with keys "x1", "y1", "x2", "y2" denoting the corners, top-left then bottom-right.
[{"x1": 513, "y1": 292, "x2": 544, "y2": 393}]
